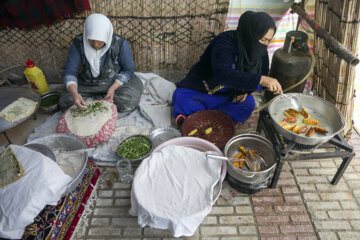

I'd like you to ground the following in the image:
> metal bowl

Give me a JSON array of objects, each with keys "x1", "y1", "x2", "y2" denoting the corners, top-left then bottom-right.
[
  {"x1": 25, "y1": 133, "x2": 87, "y2": 196},
  {"x1": 39, "y1": 91, "x2": 61, "y2": 113},
  {"x1": 224, "y1": 134, "x2": 277, "y2": 184},
  {"x1": 149, "y1": 127, "x2": 181, "y2": 148},
  {"x1": 117, "y1": 134, "x2": 153, "y2": 163}
]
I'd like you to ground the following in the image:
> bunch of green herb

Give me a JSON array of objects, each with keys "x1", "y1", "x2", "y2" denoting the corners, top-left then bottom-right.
[
  {"x1": 70, "y1": 101, "x2": 109, "y2": 118},
  {"x1": 118, "y1": 136, "x2": 152, "y2": 159}
]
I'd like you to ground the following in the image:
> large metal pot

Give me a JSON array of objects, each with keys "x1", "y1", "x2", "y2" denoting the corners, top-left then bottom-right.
[
  {"x1": 224, "y1": 134, "x2": 277, "y2": 184},
  {"x1": 268, "y1": 93, "x2": 345, "y2": 145},
  {"x1": 25, "y1": 134, "x2": 88, "y2": 196}
]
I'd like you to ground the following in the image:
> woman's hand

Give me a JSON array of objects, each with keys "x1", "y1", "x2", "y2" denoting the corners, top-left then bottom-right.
[
  {"x1": 105, "y1": 81, "x2": 123, "y2": 101},
  {"x1": 232, "y1": 94, "x2": 248, "y2": 103},
  {"x1": 105, "y1": 88, "x2": 115, "y2": 101},
  {"x1": 68, "y1": 84, "x2": 87, "y2": 110},
  {"x1": 73, "y1": 93, "x2": 87, "y2": 110},
  {"x1": 260, "y1": 76, "x2": 283, "y2": 94}
]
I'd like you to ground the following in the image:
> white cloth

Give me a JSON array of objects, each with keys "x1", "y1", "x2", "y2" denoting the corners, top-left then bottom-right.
[
  {"x1": 139, "y1": 104, "x2": 172, "y2": 128},
  {"x1": 136, "y1": 72, "x2": 176, "y2": 104},
  {"x1": 83, "y1": 13, "x2": 113, "y2": 78},
  {"x1": 0, "y1": 145, "x2": 72, "y2": 239},
  {"x1": 136, "y1": 72, "x2": 176, "y2": 127},
  {"x1": 129, "y1": 145, "x2": 222, "y2": 237}
]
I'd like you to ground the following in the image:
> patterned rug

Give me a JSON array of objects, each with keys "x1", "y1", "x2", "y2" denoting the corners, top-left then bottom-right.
[{"x1": 21, "y1": 160, "x2": 101, "y2": 240}]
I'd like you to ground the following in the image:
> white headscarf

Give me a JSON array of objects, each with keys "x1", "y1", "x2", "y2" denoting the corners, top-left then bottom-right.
[{"x1": 83, "y1": 13, "x2": 114, "y2": 78}]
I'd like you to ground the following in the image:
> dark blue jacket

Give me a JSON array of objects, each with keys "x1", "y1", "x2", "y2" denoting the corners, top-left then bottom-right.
[{"x1": 176, "y1": 31, "x2": 269, "y2": 95}]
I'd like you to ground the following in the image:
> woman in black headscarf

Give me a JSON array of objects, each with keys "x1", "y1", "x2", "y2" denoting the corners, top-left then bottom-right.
[{"x1": 173, "y1": 11, "x2": 282, "y2": 125}]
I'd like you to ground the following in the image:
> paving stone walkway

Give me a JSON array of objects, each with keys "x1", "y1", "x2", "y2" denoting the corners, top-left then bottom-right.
[
  {"x1": 72, "y1": 128, "x2": 360, "y2": 240},
  {"x1": 2, "y1": 108, "x2": 357, "y2": 240}
]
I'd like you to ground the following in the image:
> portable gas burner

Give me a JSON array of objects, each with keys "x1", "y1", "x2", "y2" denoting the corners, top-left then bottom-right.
[{"x1": 257, "y1": 110, "x2": 355, "y2": 189}]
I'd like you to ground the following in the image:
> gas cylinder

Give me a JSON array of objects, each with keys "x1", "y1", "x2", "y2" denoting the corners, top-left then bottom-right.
[
  {"x1": 24, "y1": 61, "x2": 50, "y2": 95},
  {"x1": 268, "y1": 31, "x2": 312, "y2": 95}
]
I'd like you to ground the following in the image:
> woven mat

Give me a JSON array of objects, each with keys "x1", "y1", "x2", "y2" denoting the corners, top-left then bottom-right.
[
  {"x1": 21, "y1": 160, "x2": 101, "y2": 240},
  {"x1": 181, "y1": 110, "x2": 235, "y2": 149}
]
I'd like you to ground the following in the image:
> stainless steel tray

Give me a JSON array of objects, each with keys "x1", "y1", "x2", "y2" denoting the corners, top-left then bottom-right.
[
  {"x1": 24, "y1": 143, "x2": 56, "y2": 161},
  {"x1": 26, "y1": 134, "x2": 88, "y2": 196},
  {"x1": 149, "y1": 127, "x2": 181, "y2": 148},
  {"x1": 0, "y1": 87, "x2": 40, "y2": 133}
]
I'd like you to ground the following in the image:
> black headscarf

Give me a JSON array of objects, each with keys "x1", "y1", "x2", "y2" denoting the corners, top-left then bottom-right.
[{"x1": 234, "y1": 11, "x2": 276, "y2": 74}]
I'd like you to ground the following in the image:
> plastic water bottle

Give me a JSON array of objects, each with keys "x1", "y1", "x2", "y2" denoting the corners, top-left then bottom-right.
[{"x1": 24, "y1": 61, "x2": 50, "y2": 95}]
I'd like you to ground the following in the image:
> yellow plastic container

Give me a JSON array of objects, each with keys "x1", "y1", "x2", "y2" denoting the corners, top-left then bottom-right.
[{"x1": 24, "y1": 61, "x2": 50, "y2": 95}]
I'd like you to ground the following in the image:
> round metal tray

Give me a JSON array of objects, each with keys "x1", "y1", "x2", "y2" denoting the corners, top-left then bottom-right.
[
  {"x1": 0, "y1": 87, "x2": 40, "y2": 133},
  {"x1": 24, "y1": 143, "x2": 56, "y2": 161},
  {"x1": 149, "y1": 127, "x2": 181, "y2": 148}
]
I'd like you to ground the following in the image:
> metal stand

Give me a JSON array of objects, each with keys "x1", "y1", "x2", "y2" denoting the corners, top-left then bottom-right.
[
  {"x1": 257, "y1": 111, "x2": 355, "y2": 188},
  {"x1": 2, "y1": 131, "x2": 12, "y2": 144}
]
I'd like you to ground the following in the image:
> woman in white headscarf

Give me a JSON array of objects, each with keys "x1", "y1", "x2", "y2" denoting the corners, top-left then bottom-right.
[{"x1": 59, "y1": 13, "x2": 143, "y2": 112}]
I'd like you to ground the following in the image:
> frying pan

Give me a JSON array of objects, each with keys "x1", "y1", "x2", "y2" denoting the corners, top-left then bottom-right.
[{"x1": 268, "y1": 93, "x2": 345, "y2": 145}]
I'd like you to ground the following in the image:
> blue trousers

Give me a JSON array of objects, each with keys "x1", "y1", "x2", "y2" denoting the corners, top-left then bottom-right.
[{"x1": 172, "y1": 88, "x2": 255, "y2": 124}]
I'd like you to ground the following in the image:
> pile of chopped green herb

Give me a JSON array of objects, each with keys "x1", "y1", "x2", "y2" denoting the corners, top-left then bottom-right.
[
  {"x1": 70, "y1": 101, "x2": 109, "y2": 118},
  {"x1": 118, "y1": 136, "x2": 152, "y2": 159},
  {"x1": 40, "y1": 95, "x2": 60, "y2": 107}
]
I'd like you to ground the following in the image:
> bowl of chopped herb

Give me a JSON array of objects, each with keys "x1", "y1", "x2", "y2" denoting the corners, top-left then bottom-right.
[
  {"x1": 117, "y1": 135, "x2": 153, "y2": 163},
  {"x1": 39, "y1": 91, "x2": 61, "y2": 113}
]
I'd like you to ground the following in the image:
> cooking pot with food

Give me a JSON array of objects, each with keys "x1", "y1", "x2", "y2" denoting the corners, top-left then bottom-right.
[
  {"x1": 268, "y1": 93, "x2": 345, "y2": 145},
  {"x1": 224, "y1": 134, "x2": 277, "y2": 184}
]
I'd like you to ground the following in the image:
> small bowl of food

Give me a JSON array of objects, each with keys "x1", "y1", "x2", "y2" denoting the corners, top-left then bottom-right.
[
  {"x1": 117, "y1": 135, "x2": 153, "y2": 163},
  {"x1": 40, "y1": 91, "x2": 61, "y2": 113}
]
